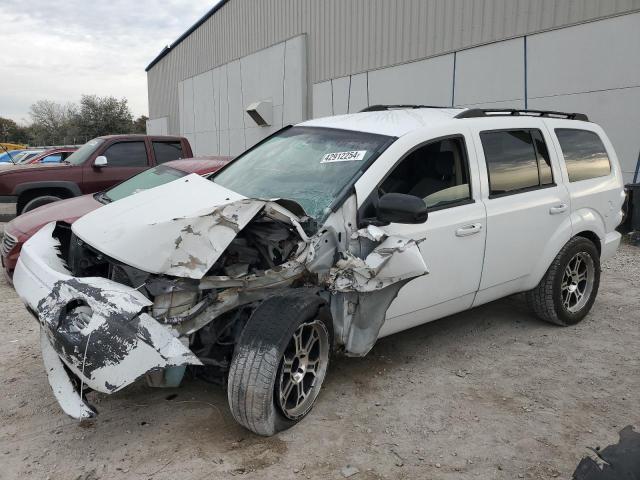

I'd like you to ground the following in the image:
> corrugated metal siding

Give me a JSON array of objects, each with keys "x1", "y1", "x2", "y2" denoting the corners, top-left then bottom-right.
[{"x1": 148, "y1": 0, "x2": 640, "y2": 133}]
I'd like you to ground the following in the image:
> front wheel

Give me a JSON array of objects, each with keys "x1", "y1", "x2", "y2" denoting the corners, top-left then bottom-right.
[
  {"x1": 227, "y1": 293, "x2": 331, "y2": 436},
  {"x1": 526, "y1": 236, "x2": 600, "y2": 326}
]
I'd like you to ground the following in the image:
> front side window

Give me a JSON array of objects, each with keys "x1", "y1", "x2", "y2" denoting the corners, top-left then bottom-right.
[
  {"x1": 66, "y1": 138, "x2": 105, "y2": 165},
  {"x1": 378, "y1": 136, "x2": 471, "y2": 210},
  {"x1": 102, "y1": 165, "x2": 186, "y2": 203},
  {"x1": 213, "y1": 126, "x2": 393, "y2": 220},
  {"x1": 102, "y1": 141, "x2": 148, "y2": 167},
  {"x1": 481, "y1": 129, "x2": 554, "y2": 196},
  {"x1": 555, "y1": 129, "x2": 611, "y2": 182},
  {"x1": 153, "y1": 141, "x2": 183, "y2": 164}
]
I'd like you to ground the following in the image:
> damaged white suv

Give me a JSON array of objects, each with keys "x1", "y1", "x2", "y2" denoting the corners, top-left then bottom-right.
[{"x1": 14, "y1": 106, "x2": 625, "y2": 436}]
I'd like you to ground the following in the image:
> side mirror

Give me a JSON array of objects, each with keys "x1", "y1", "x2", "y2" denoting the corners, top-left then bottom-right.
[
  {"x1": 377, "y1": 193, "x2": 428, "y2": 224},
  {"x1": 94, "y1": 155, "x2": 108, "y2": 167}
]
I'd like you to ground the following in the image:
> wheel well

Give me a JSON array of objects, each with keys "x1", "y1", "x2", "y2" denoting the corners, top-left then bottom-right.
[
  {"x1": 17, "y1": 188, "x2": 73, "y2": 212},
  {"x1": 575, "y1": 231, "x2": 601, "y2": 255}
]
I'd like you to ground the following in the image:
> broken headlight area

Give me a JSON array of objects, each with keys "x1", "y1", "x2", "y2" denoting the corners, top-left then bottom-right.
[{"x1": 47, "y1": 213, "x2": 310, "y2": 384}]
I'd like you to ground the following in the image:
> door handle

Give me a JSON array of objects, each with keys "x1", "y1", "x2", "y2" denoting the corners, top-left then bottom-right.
[
  {"x1": 455, "y1": 223, "x2": 483, "y2": 237},
  {"x1": 549, "y1": 203, "x2": 568, "y2": 215}
]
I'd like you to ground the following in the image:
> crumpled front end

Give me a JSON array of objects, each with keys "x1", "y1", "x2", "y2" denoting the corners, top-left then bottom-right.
[
  {"x1": 14, "y1": 180, "x2": 430, "y2": 420},
  {"x1": 13, "y1": 222, "x2": 202, "y2": 419}
]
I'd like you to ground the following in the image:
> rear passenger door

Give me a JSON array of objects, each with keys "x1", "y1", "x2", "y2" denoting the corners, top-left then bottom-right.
[
  {"x1": 82, "y1": 140, "x2": 150, "y2": 193},
  {"x1": 151, "y1": 140, "x2": 184, "y2": 164},
  {"x1": 547, "y1": 123, "x2": 622, "y2": 237},
  {"x1": 472, "y1": 122, "x2": 572, "y2": 305}
]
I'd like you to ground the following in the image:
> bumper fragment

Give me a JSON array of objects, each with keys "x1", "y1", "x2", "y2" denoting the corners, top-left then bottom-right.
[
  {"x1": 15, "y1": 222, "x2": 202, "y2": 417},
  {"x1": 40, "y1": 329, "x2": 96, "y2": 419}
]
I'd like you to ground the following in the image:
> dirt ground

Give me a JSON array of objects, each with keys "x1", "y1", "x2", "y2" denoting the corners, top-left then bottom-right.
[{"x1": 1, "y1": 221, "x2": 638, "y2": 480}]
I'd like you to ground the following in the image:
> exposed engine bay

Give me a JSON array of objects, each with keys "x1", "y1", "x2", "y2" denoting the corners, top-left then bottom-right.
[{"x1": 50, "y1": 212, "x2": 309, "y2": 384}]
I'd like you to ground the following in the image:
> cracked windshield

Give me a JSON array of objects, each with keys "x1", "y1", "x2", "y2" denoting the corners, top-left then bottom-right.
[{"x1": 213, "y1": 126, "x2": 392, "y2": 220}]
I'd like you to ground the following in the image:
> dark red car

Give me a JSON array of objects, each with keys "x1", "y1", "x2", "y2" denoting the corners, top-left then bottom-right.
[
  {"x1": 1, "y1": 157, "x2": 230, "y2": 280},
  {"x1": 20, "y1": 147, "x2": 78, "y2": 164}
]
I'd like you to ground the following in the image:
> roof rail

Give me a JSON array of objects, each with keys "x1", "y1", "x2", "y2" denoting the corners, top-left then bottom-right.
[
  {"x1": 360, "y1": 104, "x2": 451, "y2": 112},
  {"x1": 455, "y1": 108, "x2": 589, "y2": 122}
]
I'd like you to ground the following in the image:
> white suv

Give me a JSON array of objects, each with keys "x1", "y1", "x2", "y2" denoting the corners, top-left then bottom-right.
[{"x1": 13, "y1": 106, "x2": 625, "y2": 436}]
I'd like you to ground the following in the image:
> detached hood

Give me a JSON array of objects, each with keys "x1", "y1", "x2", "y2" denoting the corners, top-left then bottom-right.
[{"x1": 72, "y1": 174, "x2": 274, "y2": 279}]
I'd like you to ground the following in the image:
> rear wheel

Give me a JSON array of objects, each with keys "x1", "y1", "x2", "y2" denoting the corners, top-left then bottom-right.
[
  {"x1": 227, "y1": 292, "x2": 331, "y2": 436},
  {"x1": 526, "y1": 237, "x2": 600, "y2": 326},
  {"x1": 21, "y1": 195, "x2": 61, "y2": 214}
]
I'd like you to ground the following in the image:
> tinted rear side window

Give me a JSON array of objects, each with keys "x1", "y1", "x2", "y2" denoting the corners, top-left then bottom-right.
[
  {"x1": 480, "y1": 129, "x2": 553, "y2": 196},
  {"x1": 555, "y1": 129, "x2": 611, "y2": 182},
  {"x1": 103, "y1": 141, "x2": 148, "y2": 167},
  {"x1": 153, "y1": 141, "x2": 183, "y2": 164}
]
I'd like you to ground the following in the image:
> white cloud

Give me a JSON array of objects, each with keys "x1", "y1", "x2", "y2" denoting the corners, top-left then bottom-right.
[{"x1": 0, "y1": 0, "x2": 216, "y2": 123}]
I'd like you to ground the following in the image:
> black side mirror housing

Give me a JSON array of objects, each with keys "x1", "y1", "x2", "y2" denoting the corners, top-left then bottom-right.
[{"x1": 377, "y1": 193, "x2": 428, "y2": 224}]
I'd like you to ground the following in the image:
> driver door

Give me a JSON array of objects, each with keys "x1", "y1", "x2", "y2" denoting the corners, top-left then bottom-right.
[
  {"x1": 357, "y1": 132, "x2": 487, "y2": 337},
  {"x1": 82, "y1": 140, "x2": 151, "y2": 193}
]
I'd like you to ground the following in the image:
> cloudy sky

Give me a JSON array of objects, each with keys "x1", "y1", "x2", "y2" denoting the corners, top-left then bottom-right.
[{"x1": 0, "y1": 0, "x2": 216, "y2": 124}]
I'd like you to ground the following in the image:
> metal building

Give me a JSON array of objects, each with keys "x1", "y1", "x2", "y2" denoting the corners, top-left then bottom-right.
[{"x1": 146, "y1": 0, "x2": 640, "y2": 182}]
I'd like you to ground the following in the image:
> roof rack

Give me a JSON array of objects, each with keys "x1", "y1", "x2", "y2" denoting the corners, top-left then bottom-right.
[
  {"x1": 360, "y1": 104, "x2": 451, "y2": 112},
  {"x1": 455, "y1": 108, "x2": 589, "y2": 122}
]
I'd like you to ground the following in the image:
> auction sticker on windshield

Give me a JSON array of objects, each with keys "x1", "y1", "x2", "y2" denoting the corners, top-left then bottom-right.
[{"x1": 320, "y1": 150, "x2": 367, "y2": 163}]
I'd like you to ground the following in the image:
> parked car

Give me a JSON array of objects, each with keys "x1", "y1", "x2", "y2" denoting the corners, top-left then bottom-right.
[
  {"x1": 11, "y1": 149, "x2": 45, "y2": 163},
  {"x1": 0, "y1": 149, "x2": 27, "y2": 163},
  {"x1": 12, "y1": 107, "x2": 625, "y2": 436},
  {"x1": 19, "y1": 147, "x2": 78, "y2": 164},
  {"x1": 0, "y1": 143, "x2": 26, "y2": 151},
  {"x1": 2, "y1": 157, "x2": 230, "y2": 280},
  {"x1": 0, "y1": 134, "x2": 192, "y2": 216}
]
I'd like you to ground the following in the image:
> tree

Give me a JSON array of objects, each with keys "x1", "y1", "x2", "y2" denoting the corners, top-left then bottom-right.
[
  {"x1": 73, "y1": 95, "x2": 134, "y2": 140},
  {"x1": 132, "y1": 115, "x2": 149, "y2": 134},
  {"x1": 0, "y1": 117, "x2": 30, "y2": 144},
  {"x1": 26, "y1": 95, "x2": 143, "y2": 145},
  {"x1": 29, "y1": 100, "x2": 76, "y2": 145}
]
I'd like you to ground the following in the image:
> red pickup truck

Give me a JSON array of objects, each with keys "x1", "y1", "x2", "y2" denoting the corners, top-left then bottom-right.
[{"x1": 0, "y1": 134, "x2": 192, "y2": 217}]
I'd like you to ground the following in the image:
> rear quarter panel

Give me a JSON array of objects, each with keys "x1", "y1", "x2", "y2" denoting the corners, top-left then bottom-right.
[{"x1": 543, "y1": 119, "x2": 625, "y2": 245}]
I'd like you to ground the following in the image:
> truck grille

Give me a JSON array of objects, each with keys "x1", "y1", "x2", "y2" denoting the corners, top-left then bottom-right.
[{"x1": 1, "y1": 231, "x2": 18, "y2": 257}]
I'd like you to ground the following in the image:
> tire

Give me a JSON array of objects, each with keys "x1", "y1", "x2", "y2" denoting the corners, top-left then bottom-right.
[
  {"x1": 227, "y1": 291, "x2": 332, "y2": 436},
  {"x1": 21, "y1": 195, "x2": 62, "y2": 214},
  {"x1": 526, "y1": 236, "x2": 600, "y2": 326}
]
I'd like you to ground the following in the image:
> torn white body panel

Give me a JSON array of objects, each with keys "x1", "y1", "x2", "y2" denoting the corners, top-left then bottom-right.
[
  {"x1": 71, "y1": 174, "x2": 312, "y2": 280},
  {"x1": 72, "y1": 175, "x2": 260, "y2": 279},
  {"x1": 40, "y1": 329, "x2": 96, "y2": 419},
  {"x1": 329, "y1": 226, "x2": 428, "y2": 293},
  {"x1": 14, "y1": 224, "x2": 202, "y2": 402}
]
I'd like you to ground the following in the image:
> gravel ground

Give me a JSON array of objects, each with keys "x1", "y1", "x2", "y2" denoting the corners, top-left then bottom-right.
[{"x1": 0, "y1": 223, "x2": 638, "y2": 480}]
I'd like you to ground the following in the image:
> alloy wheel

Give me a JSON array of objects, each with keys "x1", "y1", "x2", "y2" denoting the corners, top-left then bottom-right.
[
  {"x1": 561, "y1": 252, "x2": 595, "y2": 313},
  {"x1": 277, "y1": 320, "x2": 329, "y2": 420}
]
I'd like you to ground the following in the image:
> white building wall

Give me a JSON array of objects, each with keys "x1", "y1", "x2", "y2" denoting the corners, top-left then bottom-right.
[
  {"x1": 178, "y1": 35, "x2": 307, "y2": 156},
  {"x1": 453, "y1": 38, "x2": 525, "y2": 108},
  {"x1": 171, "y1": 10, "x2": 639, "y2": 181},
  {"x1": 147, "y1": 0, "x2": 640, "y2": 136},
  {"x1": 309, "y1": 12, "x2": 640, "y2": 182},
  {"x1": 145, "y1": 117, "x2": 168, "y2": 135},
  {"x1": 527, "y1": 13, "x2": 640, "y2": 182}
]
